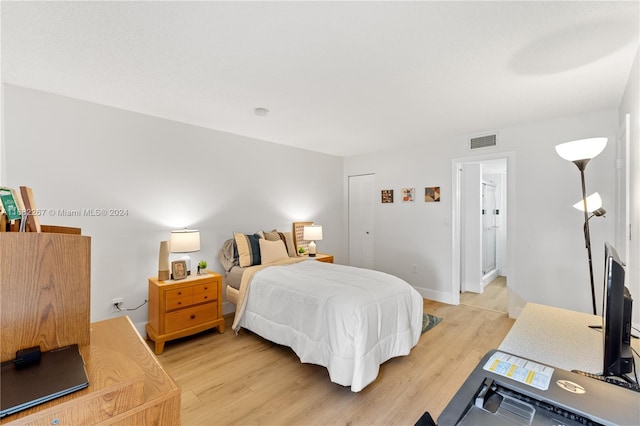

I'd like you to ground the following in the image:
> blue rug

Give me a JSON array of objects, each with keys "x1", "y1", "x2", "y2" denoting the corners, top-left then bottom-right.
[{"x1": 422, "y1": 313, "x2": 443, "y2": 334}]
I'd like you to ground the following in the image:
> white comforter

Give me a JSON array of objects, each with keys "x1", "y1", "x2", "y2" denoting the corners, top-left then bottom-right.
[{"x1": 236, "y1": 260, "x2": 423, "y2": 392}]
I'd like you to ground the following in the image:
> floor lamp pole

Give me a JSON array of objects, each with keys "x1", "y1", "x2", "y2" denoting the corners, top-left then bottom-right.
[{"x1": 575, "y1": 160, "x2": 597, "y2": 315}]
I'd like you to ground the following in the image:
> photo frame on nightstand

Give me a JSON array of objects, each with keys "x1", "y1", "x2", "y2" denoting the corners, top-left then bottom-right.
[{"x1": 171, "y1": 260, "x2": 187, "y2": 280}]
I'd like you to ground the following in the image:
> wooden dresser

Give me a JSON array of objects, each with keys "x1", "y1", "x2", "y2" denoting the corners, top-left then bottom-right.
[{"x1": 146, "y1": 271, "x2": 225, "y2": 354}]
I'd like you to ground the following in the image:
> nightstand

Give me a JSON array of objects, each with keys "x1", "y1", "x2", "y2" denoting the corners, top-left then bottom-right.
[
  {"x1": 314, "y1": 253, "x2": 334, "y2": 263},
  {"x1": 146, "y1": 270, "x2": 225, "y2": 354}
]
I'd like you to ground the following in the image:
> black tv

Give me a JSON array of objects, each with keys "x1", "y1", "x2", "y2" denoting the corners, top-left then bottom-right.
[{"x1": 602, "y1": 242, "x2": 633, "y2": 377}]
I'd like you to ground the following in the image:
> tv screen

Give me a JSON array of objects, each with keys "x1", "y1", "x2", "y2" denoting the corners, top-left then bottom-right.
[{"x1": 602, "y1": 242, "x2": 633, "y2": 377}]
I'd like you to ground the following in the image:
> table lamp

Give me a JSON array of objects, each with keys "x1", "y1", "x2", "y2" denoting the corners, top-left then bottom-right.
[
  {"x1": 303, "y1": 225, "x2": 323, "y2": 257},
  {"x1": 170, "y1": 228, "x2": 201, "y2": 275}
]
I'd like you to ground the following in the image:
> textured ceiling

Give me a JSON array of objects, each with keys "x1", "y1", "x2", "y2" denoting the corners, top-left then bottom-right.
[{"x1": 2, "y1": 1, "x2": 639, "y2": 157}]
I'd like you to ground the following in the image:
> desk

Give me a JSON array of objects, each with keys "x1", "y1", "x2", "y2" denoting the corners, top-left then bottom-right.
[
  {"x1": 1, "y1": 316, "x2": 180, "y2": 425},
  {"x1": 499, "y1": 303, "x2": 639, "y2": 374}
]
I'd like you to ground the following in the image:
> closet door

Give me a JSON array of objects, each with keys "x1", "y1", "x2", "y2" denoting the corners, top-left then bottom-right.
[{"x1": 348, "y1": 174, "x2": 374, "y2": 268}]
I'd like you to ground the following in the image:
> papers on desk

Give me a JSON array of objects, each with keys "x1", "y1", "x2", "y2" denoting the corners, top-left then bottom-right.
[{"x1": 483, "y1": 351, "x2": 554, "y2": 390}]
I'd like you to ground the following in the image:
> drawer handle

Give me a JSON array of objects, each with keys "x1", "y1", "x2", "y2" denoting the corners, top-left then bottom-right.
[
  {"x1": 203, "y1": 296, "x2": 208, "y2": 300},
  {"x1": 204, "y1": 286, "x2": 208, "y2": 290},
  {"x1": 190, "y1": 314, "x2": 196, "y2": 320},
  {"x1": 177, "y1": 302, "x2": 182, "y2": 305},
  {"x1": 177, "y1": 291, "x2": 182, "y2": 295}
]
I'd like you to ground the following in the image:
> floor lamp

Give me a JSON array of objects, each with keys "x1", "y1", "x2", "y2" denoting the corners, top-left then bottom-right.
[{"x1": 555, "y1": 137, "x2": 607, "y2": 315}]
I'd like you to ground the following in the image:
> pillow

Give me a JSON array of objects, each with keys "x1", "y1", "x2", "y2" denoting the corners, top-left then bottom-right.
[
  {"x1": 259, "y1": 239, "x2": 289, "y2": 264},
  {"x1": 264, "y1": 230, "x2": 297, "y2": 257},
  {"x1": 234, "y1": 232, "x2": 262, "y2": 267},
  {"x1": 217, "y1": 238, "x2": 239, "y2": 272}
]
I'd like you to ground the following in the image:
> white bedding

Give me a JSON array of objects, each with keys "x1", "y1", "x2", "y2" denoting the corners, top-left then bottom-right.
[{"x1": 235, "y1": 260, "x2": 423, "y2": 392}]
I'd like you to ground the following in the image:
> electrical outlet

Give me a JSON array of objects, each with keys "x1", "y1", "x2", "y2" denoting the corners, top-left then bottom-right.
[{"x1": 112, "y1": 298, "x2": 124, "y2": 313}]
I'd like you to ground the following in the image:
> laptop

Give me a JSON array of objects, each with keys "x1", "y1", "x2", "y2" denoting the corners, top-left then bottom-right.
[{"x1": 1, "y1": 344, "x2": 89, "y2": 418}]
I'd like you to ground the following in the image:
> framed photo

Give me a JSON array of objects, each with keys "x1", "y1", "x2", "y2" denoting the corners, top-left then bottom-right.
[
  {"x1": 381, "y1": 189, "x2": 394, "y2": 203},
  {"x1": 425, "y1": 186, "x2": 441, "y2": 202},
  {"x1": 402, "y1": 188, "x2": 415, "y2": 202},
  {"x1": 171, "y1": 260, "x2": 187, "y2": 280}
]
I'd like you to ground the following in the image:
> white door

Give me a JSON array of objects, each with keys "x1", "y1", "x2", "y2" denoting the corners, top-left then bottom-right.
[
  {"x1": 482, "y1": 182, "x2": 497, "y2": 275},
  {"x1": 461, "y1": 164, "x2": 482, "y2": 293},
  {"x1": 348, "y1": 174, "x2": 375, "y2": 268},
  {"x1": 615, "y1": 114, "x2": 630, "y2": 262}
]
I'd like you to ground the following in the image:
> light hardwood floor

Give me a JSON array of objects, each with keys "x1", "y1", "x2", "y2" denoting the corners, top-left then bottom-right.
[
  {"x1": 153, "y1": 300, "x2": 514, "y2": 425},
  {"x1": 460, "y1": 276, "x2": 508, "y2": 313}
]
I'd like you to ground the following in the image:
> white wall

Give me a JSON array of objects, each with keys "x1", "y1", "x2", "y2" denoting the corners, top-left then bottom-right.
[
  {"x1": 344, "y1": 109, "x2": 619, "y2": 317},
  {"x1": 2, "y1": 84, "x2": 344, "y2": 334},
  {"x1": 619, "y1": 48, "x2": 639, "y2": 327}
]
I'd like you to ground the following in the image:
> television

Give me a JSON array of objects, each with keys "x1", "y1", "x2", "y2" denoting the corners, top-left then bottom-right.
[{"x1": 602, "y1": 242, "x2": 633, "y2": 377}]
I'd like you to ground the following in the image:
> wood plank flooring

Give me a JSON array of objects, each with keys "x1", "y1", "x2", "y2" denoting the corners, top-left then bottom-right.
[
  {"x1": 154, "y1": 300, "x2": 514, "y2": 425},
  {"x1": 460, "y1": 276, "x2": 508, "y2": 313}
]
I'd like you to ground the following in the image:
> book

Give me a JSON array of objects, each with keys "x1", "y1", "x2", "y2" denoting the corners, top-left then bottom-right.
[{"x1": 0, "y1": 187, "x2": 21, "y2": 220}]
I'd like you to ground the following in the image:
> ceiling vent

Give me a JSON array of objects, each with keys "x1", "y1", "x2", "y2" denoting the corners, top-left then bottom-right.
[{"x1": 469, "y1": 133, "x2": 498, "y2": 150}]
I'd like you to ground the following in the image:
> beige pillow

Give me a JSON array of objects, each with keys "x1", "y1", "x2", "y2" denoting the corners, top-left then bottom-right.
[
  {"x1": 264, "y1": 229, "x2": 297, "y2": 257},
  {"x1": 259, "y1": 239, "x2": 289, "y2": 264}
]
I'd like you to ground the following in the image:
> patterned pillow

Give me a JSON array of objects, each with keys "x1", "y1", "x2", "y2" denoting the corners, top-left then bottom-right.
[
  {"x1": 264, "y1": 230, "x2": 297, "y2": 257},
  {"x1": 234, "y1": 232, "x2": 262, "y2": 267}
]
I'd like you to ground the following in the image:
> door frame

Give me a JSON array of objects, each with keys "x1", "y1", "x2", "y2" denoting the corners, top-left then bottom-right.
[{"x1": 451, "y1": 151, "x2": 516, "y2": 315}]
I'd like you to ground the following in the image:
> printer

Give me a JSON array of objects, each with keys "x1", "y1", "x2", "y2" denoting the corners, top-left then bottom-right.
[{"x1": 438, "y1": 350, "x2": 640, "y2": 426}]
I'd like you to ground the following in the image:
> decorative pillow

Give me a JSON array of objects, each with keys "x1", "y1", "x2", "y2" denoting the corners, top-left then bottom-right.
[
  {"x1": 259, "y1": 239, "x2": 289, "y2": 264},
  {"x1": 264, "y1": 229, "x2": 297, "y2": 257},
  {"x1": 234, "y1": 232, "x2": 262, "y2": 267}
]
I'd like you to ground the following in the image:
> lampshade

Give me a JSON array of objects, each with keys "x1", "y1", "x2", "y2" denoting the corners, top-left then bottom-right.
[
  {"x1": 572, "y1": 193, "x2": 602, "y2": 213},
  {"x1": 170, "y1": 229, "x2": 201, "y2": 253},
  {"x1": 303, "y1": 225, "x2": 323, "y2": 241},
  {"x1": 555, "y1": 137, "x2": 607, "y2": 162}
]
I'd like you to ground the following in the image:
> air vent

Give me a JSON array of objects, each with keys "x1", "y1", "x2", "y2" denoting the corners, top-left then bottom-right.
[{"x1": 469, "y1": 134, "x2": 497, "y2": 150}]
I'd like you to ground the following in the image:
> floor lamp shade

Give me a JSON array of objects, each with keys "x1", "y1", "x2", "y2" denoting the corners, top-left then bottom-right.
[{"x1": 555, "y1": 137, "x2": 607, "y2": 162}]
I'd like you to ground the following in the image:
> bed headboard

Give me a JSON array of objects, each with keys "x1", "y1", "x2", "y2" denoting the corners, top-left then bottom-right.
[{"x1": 292, "y1": 221, "x2": 313, "y2": 253}]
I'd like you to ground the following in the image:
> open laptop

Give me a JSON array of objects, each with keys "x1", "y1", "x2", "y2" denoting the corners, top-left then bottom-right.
[{"x1": 1, "y1": 344, "x2": 89, "y2": 418}]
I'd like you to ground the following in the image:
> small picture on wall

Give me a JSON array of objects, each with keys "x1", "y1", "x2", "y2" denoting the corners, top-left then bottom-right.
[
  {"x1": 425, "y1": 186, "x2": 441, "y2": 202},
  {"x1": 381, "y1": 189, "x2": 394, "y2": 203},
  {"x1": 402, "y1": 188, "x2": 415, "y2": 202}
]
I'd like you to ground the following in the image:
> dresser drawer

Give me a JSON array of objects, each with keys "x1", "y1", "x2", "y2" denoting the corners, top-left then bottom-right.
[
  {"x1": 164, "y1": 303, "x2": 217, "y2": 334},
  {"x1": 166, "y1": 286, "x2": 193, "y2": 300},
  {"x1": 193, "y1": 282, "x2": 217, "y2": 304},
  {"x1": 165, "y1": 294, "x2": 193, "y2": 311}
]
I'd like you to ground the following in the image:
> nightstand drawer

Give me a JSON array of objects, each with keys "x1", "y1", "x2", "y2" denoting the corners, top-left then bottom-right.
[
  {"x1": 165, "y1": 294, "x2": 193, "y2": 311},
  {"x1": 194, "y1": 282, "x2": 217, "y2": 296},
  {"x1": 164, "y1": 303, "x2": 217, "y2": 334},
  {"x1": 166, "y1": 287, "x2": 194, "y2": 300}
]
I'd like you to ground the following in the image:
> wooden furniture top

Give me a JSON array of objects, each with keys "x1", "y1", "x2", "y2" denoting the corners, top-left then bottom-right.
[
  {"x1": 1, "y1": 316, "x2": 180, "y2": 424},
  {"x1": 90, "y1": 316, "x2": 180, "y2": 402}
]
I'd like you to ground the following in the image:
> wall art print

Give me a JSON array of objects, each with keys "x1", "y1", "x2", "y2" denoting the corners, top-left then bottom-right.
[
  {"x1": 402, "y1": 188, "x2": 415, "y2": 202},
  {"x1": 381, "y1": 189, "x2": 394, "y2": 203},
  {"x1": 425, "y1": 186, "x2": 441, "y2": 202}
]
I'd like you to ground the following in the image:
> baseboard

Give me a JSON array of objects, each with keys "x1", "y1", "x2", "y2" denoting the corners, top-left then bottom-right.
[{"x1": 415, "y1": 286, "x2": 456, "y2": 305}]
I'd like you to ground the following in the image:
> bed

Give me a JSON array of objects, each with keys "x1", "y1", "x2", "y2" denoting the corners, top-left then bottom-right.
[{"x1": 218, "y1": 232, "x2": 423, "y2": 392}]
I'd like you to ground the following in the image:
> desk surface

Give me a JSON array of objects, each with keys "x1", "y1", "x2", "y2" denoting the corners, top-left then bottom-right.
[{"x1": 499, "y1": 303, "x2": 638, "y2": 374}]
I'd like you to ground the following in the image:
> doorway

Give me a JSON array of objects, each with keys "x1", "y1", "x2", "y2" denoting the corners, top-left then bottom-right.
[{"x1": 452, "y1": 153, "x2": 514, "y2": 314}]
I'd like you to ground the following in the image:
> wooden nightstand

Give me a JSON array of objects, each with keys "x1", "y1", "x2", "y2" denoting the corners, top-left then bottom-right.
[
  {"x1": 314, "y1": 253, "x2": 334, "y2": 263},
  {"x1": 146, "y1": 271, "x2": 225, "y2": 354}
]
